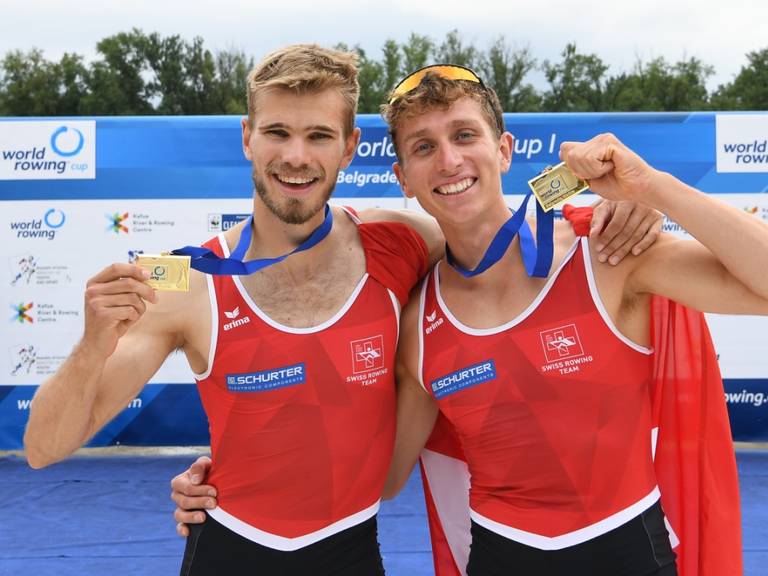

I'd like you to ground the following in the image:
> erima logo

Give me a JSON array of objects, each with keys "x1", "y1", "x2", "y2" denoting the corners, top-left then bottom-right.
[
  {"x1": 425, "y1": 310, "x2": 444, "y2": 335},
  {"x1": 223, "y1": 307, "x2": 251, "y2": 331}
]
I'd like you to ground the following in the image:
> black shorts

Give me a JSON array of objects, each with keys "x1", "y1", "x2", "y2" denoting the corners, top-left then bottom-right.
[
  {"x1": 466, "y1": 500, "x2": 678, "y2": 576},
  {"x1": 180, "y1": 513, "x2": 385, "y2": 576}
]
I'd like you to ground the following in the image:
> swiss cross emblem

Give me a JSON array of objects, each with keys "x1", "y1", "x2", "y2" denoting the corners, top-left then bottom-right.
[
  {"x1": 351, "y1": 335, "x2": 385, "y2": 374},
  {"x1": 540, "y1": 324, "x2": 584, "y2": 362}
]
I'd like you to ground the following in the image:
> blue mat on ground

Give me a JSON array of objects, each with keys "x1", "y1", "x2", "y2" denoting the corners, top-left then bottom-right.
[{"x1": 1, "y1": 450, "x2": 765, "y2": 575}]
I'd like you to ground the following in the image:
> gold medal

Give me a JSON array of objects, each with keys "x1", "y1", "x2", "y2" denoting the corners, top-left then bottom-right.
[
  {"x1": 528, "y1": 162, "x2": 589, "y2": 212},
  {"x1": 135, "y1": 254, "x2": 191, "y2": 292}
]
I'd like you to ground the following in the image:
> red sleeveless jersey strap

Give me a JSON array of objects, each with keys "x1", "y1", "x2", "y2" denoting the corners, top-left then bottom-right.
[
  {"x1": 202, "y1": 235, "x2": 224, "y2": 255},
  {"x1": 562, "y1": 204, "x2": 593, "y2": 237},
  {"x1": 358, "y1": 221, "x2": 429, "y2": 306}
]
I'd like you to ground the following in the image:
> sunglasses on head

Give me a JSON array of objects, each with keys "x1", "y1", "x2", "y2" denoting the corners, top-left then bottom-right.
[{"x1": 388, "y1": 64, "x2": 484, "y2": 105}]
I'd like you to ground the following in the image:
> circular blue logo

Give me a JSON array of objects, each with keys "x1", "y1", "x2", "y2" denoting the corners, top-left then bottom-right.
[
  {"x1": 50, "y1": 126, "x2": 84, "y2": 157},
  {"x1": 44, "y1": 209, "x2": 66, "y2": 229}
]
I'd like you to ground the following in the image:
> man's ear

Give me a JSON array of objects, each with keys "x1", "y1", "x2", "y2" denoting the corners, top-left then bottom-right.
[
  {"x1": 393, "y1": 162, "x2": 414, "y2": 199},
  {"x1": 499, "y1": 132, "x2": 514, "y2": 174},
  {"x1": 241, "y1": 117, "x2": 253, "y2": 161},
  {"x1": 340, "y1": 128, "x2": 361, "y2": 169}
]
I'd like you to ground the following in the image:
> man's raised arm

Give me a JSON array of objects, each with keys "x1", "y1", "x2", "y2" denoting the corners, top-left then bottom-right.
[{"x1": 561, "y1": 133, "x2": 768, "y2": 315}]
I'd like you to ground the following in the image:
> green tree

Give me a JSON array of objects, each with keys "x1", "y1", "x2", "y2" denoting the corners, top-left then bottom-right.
[
  {"x1": 183, "y1": 38, "x2": 218, "y2": 114},
  {"x1": 604, "y1": 56, "x2": 713, "y2": 111},
  {"x1": 359, "y1": 39, "x2": 409, "y2": 112},
  {"x1": 479, "y1": 37, "x2": 539, "y2": 112},
  {"x1": 542, "y1": 43, "x2": 608, "y2": 112},
  {"x1": 145, "y1": 32, "x2": 186, "y2": 114},
  {"x1": 0, "y1": 49, "x2": 88, "y2": 116},
  {"x1": 3, "y1": 31, "x2": 764, "y2": 117},
  {"x1": 212, "y1": 48, "x2": 251, "y2": 115},
  {"x1": 0, "y1": 49, "x2": 60, "y2": 116},
  {"x1": 436, "y1": 29, "x2": 477, "y2": 68},
  {"x1": 711, "y1": 47, "x2": 768, "y2": 110},
  {"x1": 355, "y1": 46, "x2": 387, "y2": 113},
  {"x1": 56, "y1": 53, "x2": 89, "y2": 115},
  {"x1": 380, "y1": 39, "x2": 403, "y2": 95},
  {"x1": 671, "y1": 57, "x2": 713, "y2": 109},
  {"x1": 401, "y1": 33, "x2": 434, "y2": 72},
  {"x1": 82, "y1": 28, "x2": 154, "y2": 114},
  {"x1": 144, "y1": 34, "x2": 219, "y2": 115}
]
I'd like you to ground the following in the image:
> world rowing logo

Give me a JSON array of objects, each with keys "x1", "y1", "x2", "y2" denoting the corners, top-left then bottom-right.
[{"x1": 50, "y1": 126, "x2": 85, "y2": 157}]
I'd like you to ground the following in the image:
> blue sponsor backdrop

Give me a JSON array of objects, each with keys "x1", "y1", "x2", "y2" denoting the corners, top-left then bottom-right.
[
  {"x1": 1, "y1": 112, "x2": 767, "y2": 448},
  {"x1": 2, "y1": 112, "x2": 767, "y2": 201},
  {"x1": 724, "y1": 379, "x2": 768, "y2": 440}
]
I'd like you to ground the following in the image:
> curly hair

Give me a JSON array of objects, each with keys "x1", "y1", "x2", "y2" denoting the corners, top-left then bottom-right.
[{"x1": 381, "y1": 71, "x2": 505, "y2": 161}]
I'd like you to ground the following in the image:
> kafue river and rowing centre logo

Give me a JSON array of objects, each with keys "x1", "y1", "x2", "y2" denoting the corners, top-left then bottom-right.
[
  {"x1": 106, "y1": 212, "x2": 130, "y2": 234},
  {"x1": 10, "y1": 302, "x2": 34, "y2": 324}
]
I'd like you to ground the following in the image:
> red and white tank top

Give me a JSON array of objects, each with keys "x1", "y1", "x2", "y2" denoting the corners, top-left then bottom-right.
[
  {"x1": 419, "y1": 237, "x2": 658, "y2": 550},
  {"x1": 195, "y1": 208, "x2": 428, "y2": 550}
]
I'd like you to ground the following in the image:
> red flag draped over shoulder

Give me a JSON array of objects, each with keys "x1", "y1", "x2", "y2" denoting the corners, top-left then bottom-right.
[
  {"x1": 651, "y1": 295, "x2": 743, "y2": 576},
  {"x1": 419, "y1": 205, "x2": 743, "y2": 576}
]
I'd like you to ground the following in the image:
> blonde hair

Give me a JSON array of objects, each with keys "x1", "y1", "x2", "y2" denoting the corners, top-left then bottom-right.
[
  {"x1": 381, "y1": 72, "x2": 505, "y2": 161},
  {"x1": 246, "y1": 44, "x2": 360, "y2": 136}
]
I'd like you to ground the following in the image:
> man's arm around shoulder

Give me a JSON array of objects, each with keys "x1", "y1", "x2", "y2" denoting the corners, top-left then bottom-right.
[
  {"x1": 383, "y1": 284, "x2": 439, "y2": 499},
  {"x1": 358, "y1": 207, "x2": 445, "y2": 267}
]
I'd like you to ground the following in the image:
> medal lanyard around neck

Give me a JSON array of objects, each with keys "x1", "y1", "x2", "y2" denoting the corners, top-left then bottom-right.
[
  {"x1": 445, "y1": 193, "x2": 554, "y2": 278},
  {"x1": 172, "y1": 204, "x2": 334, "y2": 275}
]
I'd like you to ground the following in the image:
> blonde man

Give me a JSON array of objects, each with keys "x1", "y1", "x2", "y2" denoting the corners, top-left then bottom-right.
[{"x1": 24, "y1": 44, "x2": 443, "y2": 576}]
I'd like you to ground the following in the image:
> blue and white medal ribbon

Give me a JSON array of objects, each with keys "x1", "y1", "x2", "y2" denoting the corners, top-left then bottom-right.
[
  {"x1": 172, "y1": 204, "x2": 334, "y2": 275},
  {"x1": 445, "y1": 193, "x2": 554, "y2": 278}
]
